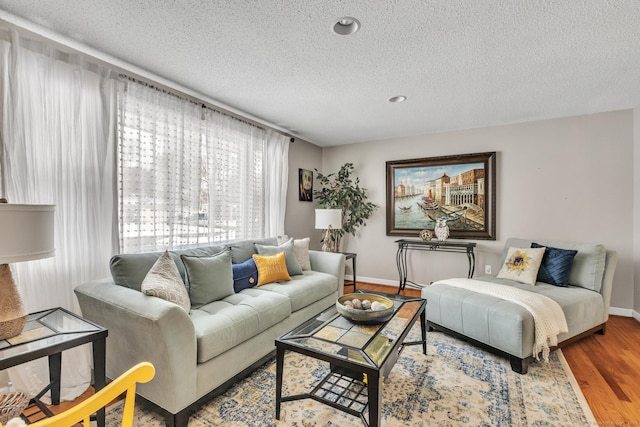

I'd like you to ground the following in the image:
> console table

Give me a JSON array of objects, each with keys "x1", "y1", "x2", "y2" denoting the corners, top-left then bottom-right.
[{"x1": 395, "y1": 239, "x2": 476, "y2": 293}]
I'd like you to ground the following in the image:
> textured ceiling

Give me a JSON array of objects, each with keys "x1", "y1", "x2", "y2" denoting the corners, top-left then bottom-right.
[{"x1": 1, "y1": 1, "x2": 639, "y2": 147}]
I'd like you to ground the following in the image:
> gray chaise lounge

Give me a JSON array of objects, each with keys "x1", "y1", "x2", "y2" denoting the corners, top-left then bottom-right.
[{"x1": 422, "y1": 237, "x2": 617, "y2": 374}]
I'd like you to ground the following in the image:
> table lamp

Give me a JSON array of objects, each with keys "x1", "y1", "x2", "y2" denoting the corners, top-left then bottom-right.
[
  {"x1": 315, "y1": 209, "x2": 342, "y2": 252},
  {"x1": 0, "y1": 199, "x2": 55, "y2": 340}
]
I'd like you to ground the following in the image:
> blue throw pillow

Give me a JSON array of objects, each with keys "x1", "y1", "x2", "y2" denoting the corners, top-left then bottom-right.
[
  {"x1": 232, "y1": 258, "x2": 258, "y2": 292},
  {"x1": 531, "y1": 243, "x2": 578, "y2": 287}
]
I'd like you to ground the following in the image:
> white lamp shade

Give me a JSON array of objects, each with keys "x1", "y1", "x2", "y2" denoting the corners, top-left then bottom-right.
[
  {"x1": 315, "y1": 209, "x2": 342, "y2": 230},
  {"x1": 0, "y1": 204, "x2": 55, "y2": 264}
]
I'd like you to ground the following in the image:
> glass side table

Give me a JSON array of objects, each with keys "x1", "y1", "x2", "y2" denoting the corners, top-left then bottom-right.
[{"x1": 0, "y1": 307, "x2": 108, "y2": 426}]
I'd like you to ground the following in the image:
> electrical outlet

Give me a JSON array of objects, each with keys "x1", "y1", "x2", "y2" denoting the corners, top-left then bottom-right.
[{"x1": 485, "y1": 265, "x2": 492, "y2": 275}]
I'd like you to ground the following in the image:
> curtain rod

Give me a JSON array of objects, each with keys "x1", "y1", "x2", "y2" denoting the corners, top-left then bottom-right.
[
  {"x1": 0, "y1": 14, "x2": 298, "y2": 141},
  {"x1": 119, "y1": 74, "x2": 265, "y2": 131}
]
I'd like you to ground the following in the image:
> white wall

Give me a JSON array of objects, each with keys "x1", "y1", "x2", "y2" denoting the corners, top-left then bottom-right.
[{"x1": 315, "y1": 111, "x2": 634, "y2": 311}]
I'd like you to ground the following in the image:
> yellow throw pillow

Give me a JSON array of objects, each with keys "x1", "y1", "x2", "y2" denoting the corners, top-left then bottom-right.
[{"x1": 252, "y1": 251, "x2": 292, "y2": 286}]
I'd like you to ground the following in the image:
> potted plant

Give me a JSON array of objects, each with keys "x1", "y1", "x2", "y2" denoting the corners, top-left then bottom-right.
[{"x1": 314, "y1": 163, "x2": 378, "y2": 251}]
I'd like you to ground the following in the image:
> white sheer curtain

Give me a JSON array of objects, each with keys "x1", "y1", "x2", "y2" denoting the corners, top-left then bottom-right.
[
  {"x1": 264, "y1": 129, "x2": 289, "y2": 237},
  {"x1": 203, "y1": 109, "x2": 266, "y2": 242},
  {"x1": 117, "y1": 80, "x2": 204, "y2": 252},
  {"x1": 0, "y1": 29, "x2": 117, "y2": 402}
]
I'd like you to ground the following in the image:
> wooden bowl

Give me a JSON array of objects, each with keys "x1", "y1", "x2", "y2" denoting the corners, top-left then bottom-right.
[{"x1": 336, "y1": 293, "x2": 395, "y2": 324}]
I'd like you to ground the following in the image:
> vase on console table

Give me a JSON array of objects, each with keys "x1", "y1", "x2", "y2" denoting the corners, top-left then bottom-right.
[{"x1": 434, "y1": 218, "x2": 449, "y2": 242}]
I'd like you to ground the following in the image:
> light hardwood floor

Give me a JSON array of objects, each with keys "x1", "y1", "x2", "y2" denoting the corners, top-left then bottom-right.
[{"x1": 42, "y1": 281, "x2": 640, "y2": 425}]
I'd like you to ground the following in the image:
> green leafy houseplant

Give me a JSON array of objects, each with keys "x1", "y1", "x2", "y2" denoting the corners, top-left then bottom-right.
[{"x1": 314, "y1": 163, "x2": 378, "y2": 249}]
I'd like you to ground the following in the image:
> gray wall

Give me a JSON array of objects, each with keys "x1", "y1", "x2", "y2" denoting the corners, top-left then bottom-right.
[
  {"x1": 634, "y1": 106, "x2": 640, "y2": 317},
  {"x1": 284, "y1": 138, "x2": 323, "y2": 250},
  {"x1": 287, "y1": 110, "x2": 636, "y2": 314}
]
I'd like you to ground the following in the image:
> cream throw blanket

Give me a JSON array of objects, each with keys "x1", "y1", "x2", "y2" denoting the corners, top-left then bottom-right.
[{"x1": 432, "y1": 278, "x2": 568, "y2": 362}]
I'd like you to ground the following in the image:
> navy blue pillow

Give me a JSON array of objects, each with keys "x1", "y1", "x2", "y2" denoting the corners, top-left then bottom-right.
[
  {"x1": 232, "y1": 258, "x2": 258, "y2": 292},
  {"x1": 531, "y1": 243, "x2": 578, "y2": 287}
]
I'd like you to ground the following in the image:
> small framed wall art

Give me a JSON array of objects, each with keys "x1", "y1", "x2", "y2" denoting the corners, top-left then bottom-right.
[{"x1": 298, "y1": 168, "x2": 313, "y2": 201}]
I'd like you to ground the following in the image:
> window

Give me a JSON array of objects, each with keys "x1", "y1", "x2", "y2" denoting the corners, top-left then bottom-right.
[{"x1": 117, "y1": 80, "x2": 266, "y2": 252}]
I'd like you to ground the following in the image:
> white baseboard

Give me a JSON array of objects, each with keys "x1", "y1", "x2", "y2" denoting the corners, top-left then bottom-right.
[
  {"x1": 346, "y1": 275, "x2": 401, "y2": 289},
  {"x1": 609, "y1": 307, "x2": 635, "y2": 317},
  {"x1": 347, "y1": 275, "x2": 639, "y2": 321},
  {"x1": 346, "y1": 275, "x2": 429, "y2": 291}
]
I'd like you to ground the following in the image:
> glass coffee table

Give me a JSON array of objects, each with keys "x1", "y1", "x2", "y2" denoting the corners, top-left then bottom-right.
[{"x1": 275, "y1": 291, "x2": 426, "y2": 427}]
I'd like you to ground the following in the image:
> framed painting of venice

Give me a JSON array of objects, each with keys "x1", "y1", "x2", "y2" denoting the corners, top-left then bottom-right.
[{"x1": 386, "y1": 152, "x2": 496, "y2": 240}]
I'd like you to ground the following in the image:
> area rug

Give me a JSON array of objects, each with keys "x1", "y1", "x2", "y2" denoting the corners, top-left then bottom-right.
[{"x1": 105, "y1": 328, "x2": 595, "y2": 426}]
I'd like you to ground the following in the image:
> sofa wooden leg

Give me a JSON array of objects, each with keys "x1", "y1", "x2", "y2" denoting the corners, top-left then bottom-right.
[
  {"x1": 510, "y1": 356, "x2": 529, "y2": 374},
  {"x1": 164, "y1": 408, "x2": 191, "y2": 427}
]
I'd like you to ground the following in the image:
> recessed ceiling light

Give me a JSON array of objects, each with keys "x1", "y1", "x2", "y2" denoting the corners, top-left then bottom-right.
[
  {"x1": 333, "y1": 17, "x2": 360, "y2": 35},
  {"x1": 389, "y1": 96, "x2": 407, "y2": 103}
]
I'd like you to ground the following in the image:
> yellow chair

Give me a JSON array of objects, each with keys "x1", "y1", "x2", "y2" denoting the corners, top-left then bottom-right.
[{"x1": 1, "y1": 362, "x2": 155, "y2": 427}]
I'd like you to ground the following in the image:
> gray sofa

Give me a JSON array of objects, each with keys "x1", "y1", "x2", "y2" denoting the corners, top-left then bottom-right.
[
  {"x1": 422, "y1": 237, "x2": 617, "y2": 374},
  {"x1": 74, "y1": 237, "x2": 345, "y2": 426}
]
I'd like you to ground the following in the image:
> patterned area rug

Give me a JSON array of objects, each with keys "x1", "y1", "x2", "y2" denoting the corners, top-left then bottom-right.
[{"x1": 106, "y1": 328, "x2": 595, "y2": 426}]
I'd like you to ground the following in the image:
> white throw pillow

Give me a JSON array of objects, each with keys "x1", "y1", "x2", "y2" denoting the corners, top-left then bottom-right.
[
  {"x1": 496, "y1": 246, "x2": 546, "y2": 286},
  {"x1": 277, "y1": 235, "x2": 311, "y2": 271},
  {"x1": 141, "y1": 250, "x2": 190, "y2": 313}
]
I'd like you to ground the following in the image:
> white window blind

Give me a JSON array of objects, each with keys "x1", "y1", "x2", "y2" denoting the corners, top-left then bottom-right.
[{"x1": 117, "y1": 79, "x2": 267, "y2": 252}]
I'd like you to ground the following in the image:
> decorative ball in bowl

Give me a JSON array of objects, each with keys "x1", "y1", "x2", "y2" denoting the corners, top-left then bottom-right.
[{"x1": 336, "y1": 293, "x2": 395, "y2": 324}]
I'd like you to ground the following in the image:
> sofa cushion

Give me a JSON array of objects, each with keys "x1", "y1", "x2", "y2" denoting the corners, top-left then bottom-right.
[
  {"x1": 190, "y1": 288, "x2": 291, "y2": 363},
  {"x1": 182, "y1": 250, "x2": 234, "y2": 308},
  {"x1": 229, "y1": 237, "x2": 278, "y2": 264},
  {"x1": 141, "y1": 250, "x2": 191, "y2": 313},
  {"x1": 255, "y1": 238, "x2": 303, "y2": 276},
  {"x1": 258, "y1": 270, "x2": 338, "y2": 312},
  {"x1": 496, "y1": 246, "x2": 545, "y2": 286},
  {"x1": 110, "y1": 245, "x2": 227, "y2": 291},
  {"x1": 253, "y1": 252, "x2": 291, "y2": 285},
  {"x1": 232, "y1": 257, "x2": 258, "y2": 293},
  {"x1": 531, "y1": 243, "x2": 577, "y2": 287}
]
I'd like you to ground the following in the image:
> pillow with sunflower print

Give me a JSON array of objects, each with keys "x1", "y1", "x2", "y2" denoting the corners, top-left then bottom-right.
[{"x1": 496, "y1": 246, "x2": 546, "y2": 286}]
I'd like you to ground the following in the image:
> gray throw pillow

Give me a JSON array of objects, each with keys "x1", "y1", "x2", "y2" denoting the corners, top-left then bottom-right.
[
  {"x1": 229, "y1": 237, "x2": 278, "y2": 263},
  {"x1": 110, "y1": 252, "x2": 165, "y2": 291},
  {"x1": 181, "y1": 249, "x2": 234, "y2": 308},
  {"x1": 255, "y1": 238, "x2": 303, "y2": 276}
]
